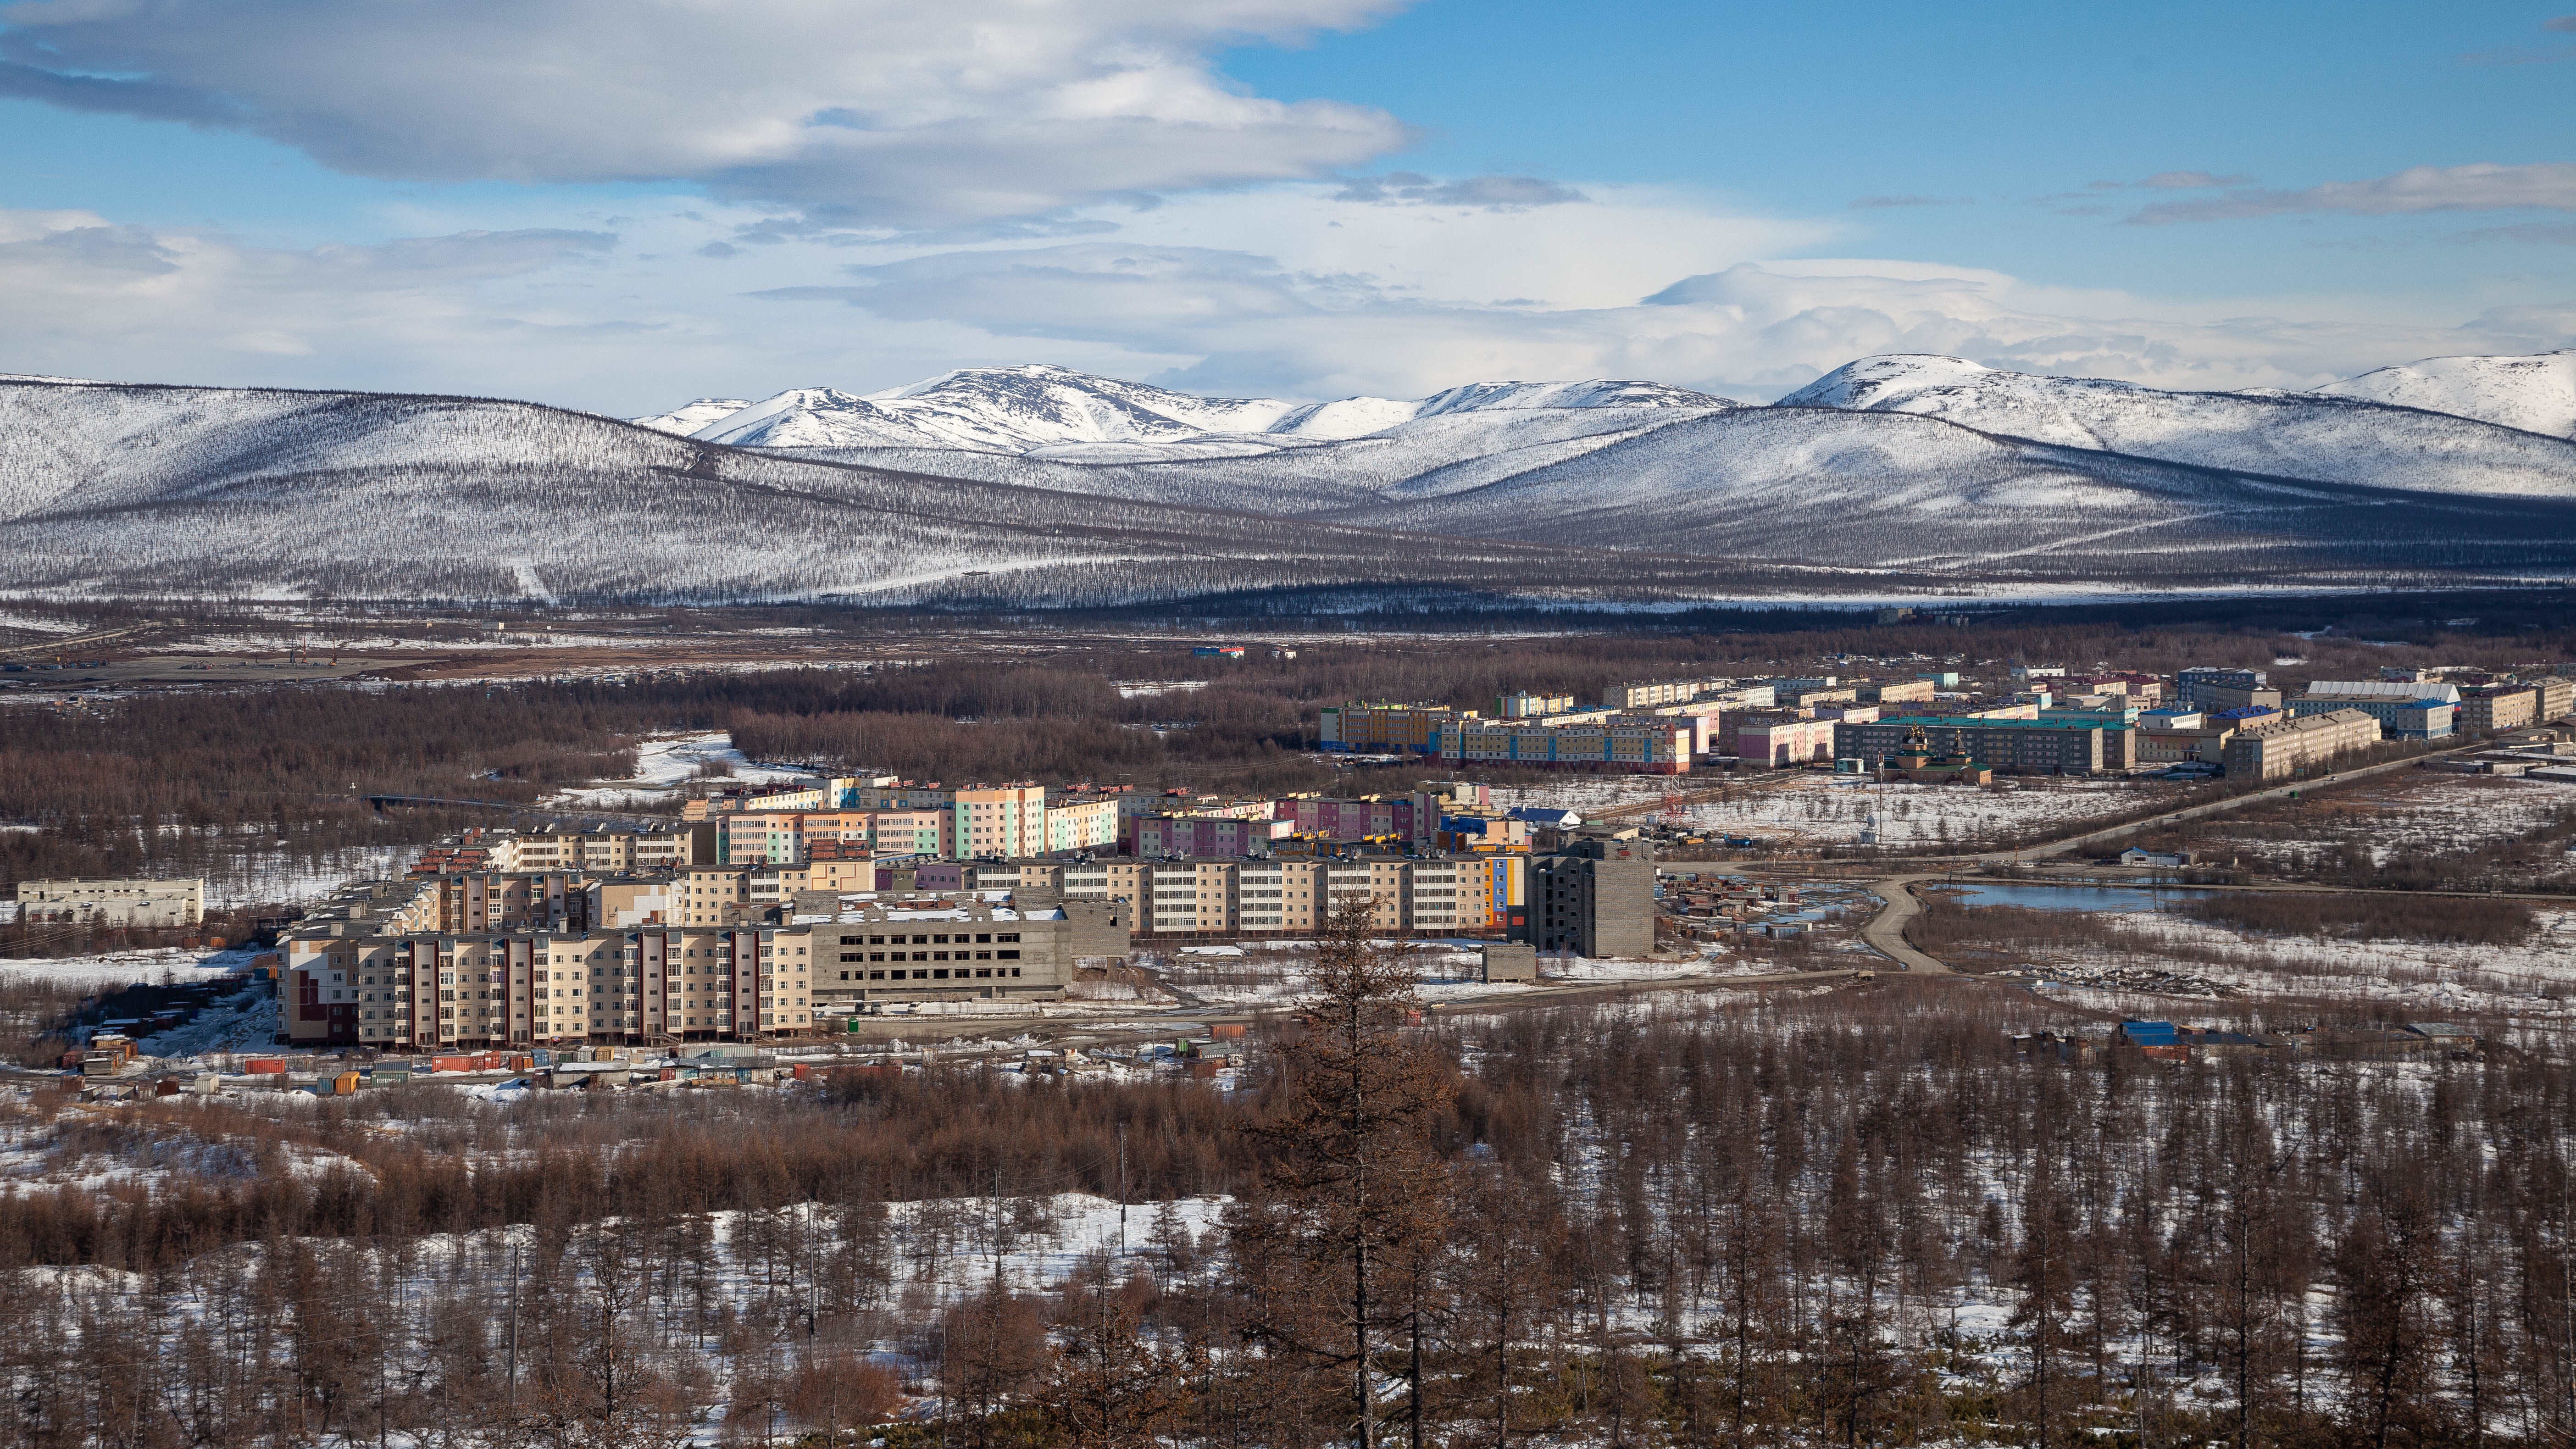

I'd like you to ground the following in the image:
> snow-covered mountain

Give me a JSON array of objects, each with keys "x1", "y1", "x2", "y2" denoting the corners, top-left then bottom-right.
[
  {"x1": 2314, "y1": 350, "x2": 2576, "y2": 440},
  {"x1": 651, "y1": 365, "x2": 1735, "y2": 454},
  {"x1": 10, "y1": 351, "x2": 2576, "y2": 605},
  {"x1": 631, "y1": 398, "x2": 752, "y2": 436},
  {"x1": 1777, "y1": 353, "x2": 2576, "y2": 498}
]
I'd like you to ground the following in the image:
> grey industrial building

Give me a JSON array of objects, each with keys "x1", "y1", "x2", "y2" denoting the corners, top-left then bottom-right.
[{"x1": 1833, "y1": 717, "x2": 2109, "y2": 774}]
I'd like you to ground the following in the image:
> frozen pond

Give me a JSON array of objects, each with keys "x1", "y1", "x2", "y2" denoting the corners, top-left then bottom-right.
[{"x1": 1936, "y1": 882, "x2": 2216, "y2": 912}]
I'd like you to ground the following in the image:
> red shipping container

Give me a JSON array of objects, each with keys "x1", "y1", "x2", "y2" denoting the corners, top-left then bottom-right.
[
  {"x1": 245, "y1": 1058, "x2": 287, "y2": 1074},
  {"x1": 431, "y1": 1055, "x2": 474, "y2": 1073},
  {"x1": 792, "y1": 1063, "x2": 811, "y2": 1080},
  {"x1": 1210, "y1": 1023, "x2": 1247, "y2": 1040}
]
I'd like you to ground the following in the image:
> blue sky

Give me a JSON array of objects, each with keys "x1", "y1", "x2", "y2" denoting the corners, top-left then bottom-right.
[{"x1": 0, "y1": 0, "x2": 2568, "y2": 412}]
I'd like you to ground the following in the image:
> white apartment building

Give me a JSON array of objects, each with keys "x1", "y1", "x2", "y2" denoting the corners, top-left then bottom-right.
[{"x1": 11, "y1": 877, "x2": 204, "y2": 928}]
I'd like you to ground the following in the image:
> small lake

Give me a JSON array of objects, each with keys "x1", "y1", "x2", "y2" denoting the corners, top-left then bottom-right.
[{"x1": 1933, "y1": 883, "x2": 2217, "y2": 913}]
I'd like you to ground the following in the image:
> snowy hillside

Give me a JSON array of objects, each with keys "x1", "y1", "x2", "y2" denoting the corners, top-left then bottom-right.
[
  {"x1": 1779, "y1": 354, "x2": 2576, "y2": 498},
  {"x1": 629, "y1": 398, "x2": 751, "y2": 435},
  {"x1": 663, "y1": 365, "x2": 1735, "y2": 454},
  {"x1": 10, "y1": 352, "x2": 2576, "y2": 603},
  {"x1": 1329, "y1": 406, "x2": 2576, "y2": 585},
  {"x1": 2314, "y1": 350, "x2": 2576, "y2": 440}
]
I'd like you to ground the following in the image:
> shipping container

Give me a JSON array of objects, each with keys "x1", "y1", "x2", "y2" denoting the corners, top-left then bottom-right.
[
  {"x1": 244, "y1": 1057, "x2": 287, "y2": 1075},
  {"x1": 1210, "y1": 1023, "x2": 1247, "y2": 1040},
  {"x1": 430, "y1": 1055, "x2": 475, "y2": 1073},
  {"x1": 332, "y1": 1071, "x2": 361, "y2": 1095},
  {"x1": 791, "y1": 1063, "x2": 811, "y2": 1080}
]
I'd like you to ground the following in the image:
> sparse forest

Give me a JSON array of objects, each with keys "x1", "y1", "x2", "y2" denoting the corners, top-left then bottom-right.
[{"x1": 0, "y1": 938, "x2": 2569, "y2": 1448}]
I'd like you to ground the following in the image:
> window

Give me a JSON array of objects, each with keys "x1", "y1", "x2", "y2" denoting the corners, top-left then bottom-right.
[{"x1": 999, "y1": 950, "x2": 1021, "y2": 960}]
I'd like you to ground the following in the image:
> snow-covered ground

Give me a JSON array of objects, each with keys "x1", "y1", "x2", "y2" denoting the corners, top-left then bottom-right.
[
  {"x1": 546, "y1": 730, "x2": 810, "y2": 809},
  {"x1": 2184, "y1": 773, "x2": 2576, "y2": 871},
  {"x1": 0, "y1": 946, "x2": 253, "y2": 991},
  {"x1": 133, "y1": 978, "x2": 280, "y2": 1060},
  {"x1": 1989, "y1": 903, "x2": 2576, "y2": 1022},
  {"x1": 1673, "y1": 772, "x2": 2165, "y2": 848}
]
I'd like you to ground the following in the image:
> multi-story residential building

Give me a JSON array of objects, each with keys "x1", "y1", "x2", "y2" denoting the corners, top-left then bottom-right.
[
  {"x1": 1058, "y1": 854, "x2": 1513, "y2": 939},
  {"x1": 1533, "y1": 847, "x2": 1655, "y2": 958},
  {"x1": 2533, "y1": 677, "x2": 2574, "y2": 722},
  {"x1": 1833, "y1": 718, "x2": 2109, "y2": 774},
  {"x1": 2176, "y1": 667, "x2": 2270, "y2": 711},
  {"x1": 9, "y1": 877, "x2": 203, "y2": 927},
  {"x1": 1436, "y1": 718, "x2": 1694, "y2": 774},
  {"x1": 432, "y1": 824, "x2": 717, "y2": 874},
  {"x1": 431, "y1": 871, "x2": 590, "y2": 934},
  {"x1": 284, "y1": 918, "x2": 820, "y2": 1049},
  {"x1": 1734, "y1": 716, "x2": 1837, "y2": 766},
  {"x1": 2291, "y1": 682, "x2": 2460, "y2": 739},
  {"x1": 2222, "y1": 708, "x2": 2381, "y2": 781},
  {"x1": 1044, "y1": 793, "x2": 1121, "y2": 852},
  {"x1": 1274, "y1": 792, "x2": 1444, "y2": 841},
  {"x1": 1856, "y1": 678, "x2": 1937, "y2": 705},
  {"x1": 2132, "y1": 711, "x2": 2237, "y2": 766},
  {"x1": 1124, "y1": 814, "x2": 1293, "y2": 857},
  {"x1": 1060, "y1": 858, "x2": 1152, "y2": 907},
  {"x1": 1320, "y1": 703, "x2": 1457, "y2": 754},
  {"x1": 1601, "y1": 677, "x2": 1730, "y2": 711},
  {"x1": 1495, "y1": 691, "x2": 1577, "y2": 717},
  {"x1": 2459, "y1": 687, "x2": 2539, "y2": 734}
]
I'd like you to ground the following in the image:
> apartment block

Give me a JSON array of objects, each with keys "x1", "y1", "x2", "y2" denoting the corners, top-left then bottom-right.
[
  {"x1": 477, "y1": 824, "x2": 717, "y2": 873},
  {"x1": 283, "y1": 922, "x2": 816, "y2": 1049},
  {"x1": 1833, "y1": 717, "x2": 2108, "y2": 774},
  {"x1": 1044, "y1": 794, "x2": 1121, "y2": 852},
  {"x1": 2459, "y1": 687, "x2": 2539, "y2": 734},
  {"x1": 9, "y1": 877, "x2": 203, "y2": 928},
  {"x1": 432, "y1": 871, "x2": 590, "y2": 934},
  {"x1": 2222, "y1": 708, "x2": 2381, "y2": 782},
  {"x1": 1601, "y1": 677, "x2": 1730, "y2": 711},
  {"x1": 2535, "y1": 677, "x2": 2575, "y2": 722},
  {"x1": 1437, "y1": 718, "x2": 1694, "y2": 774},
  {"x1": 1734, "y1": 716, "x2": 1837, "y2": 766},
  {"x1": 1124, "y1": 814, "x2": 1292, "y2": 857},
  {"x1": 1532, "y1": 851, "x2": 1655, "y2": 958},
  {"x1": 1274, "y1": 792, "x2": 1443, "y2": 840},
  {"x1": 1320, "y1": 703, "x2": 1457, "y2": 753}
]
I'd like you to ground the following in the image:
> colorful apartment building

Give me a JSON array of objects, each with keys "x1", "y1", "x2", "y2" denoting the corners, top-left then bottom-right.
[{"x1": 1320, "y1": 703, "x2": 1457, "y2": 753}]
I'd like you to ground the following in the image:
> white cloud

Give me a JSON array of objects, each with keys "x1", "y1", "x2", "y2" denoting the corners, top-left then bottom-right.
[
  {"x1": 1, "y1": 184, "x2": 2570, "y2": 415},
  {"x1": 0, "y1": 208, "x2": 622, "y2": 392},
  {"x1": 2132, "y1": 162, "x2": 2576, "y2": 223},
  {"x1": 0, "y1": 0, "x2": 1411, "y2": 226}
]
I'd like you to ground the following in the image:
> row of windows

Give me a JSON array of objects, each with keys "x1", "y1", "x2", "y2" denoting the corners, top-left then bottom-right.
[
  {"x1": 837, "y1": 932, "x2": 1018, "y2": 945},
  {"x1": 835, "y1": 967, "x2": 1023, "y2": 981},
  {"x1": 840, "y1": 948, "x2": 1020, "y2": 962}
]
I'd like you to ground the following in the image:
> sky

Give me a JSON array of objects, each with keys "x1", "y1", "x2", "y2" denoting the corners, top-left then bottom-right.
[{"x1": 0, "y1": 0, "x2": 2570, "y2": 414}]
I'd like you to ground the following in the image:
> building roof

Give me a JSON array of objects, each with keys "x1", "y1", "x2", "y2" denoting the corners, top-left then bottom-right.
[
  {"x1": 2302, "y1": 680, "x2": 2462, "y2": 703},
  {"x1": 1865, "y1": 716, "x2": 2109, "y2": 733}
]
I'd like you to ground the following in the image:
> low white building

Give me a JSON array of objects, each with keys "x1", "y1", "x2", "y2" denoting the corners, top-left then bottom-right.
[{"x1": 11, "y1": 877, "x2": 205, "y2": 927}]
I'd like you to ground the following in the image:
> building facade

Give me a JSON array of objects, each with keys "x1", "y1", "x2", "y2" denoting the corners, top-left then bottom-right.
[
  {"x1": 10, "y1": 877, "x2": 203, "y2": 927},
  {"x1": 1833, "y1": 718, "x2": 2108, "y2": 774},
  {"x1": 1532, "y1": 851, "x2": 1655, "y2": 958},
  {"x1": 2221, "y1": 708, "x2": 2382, "y2": 781}
]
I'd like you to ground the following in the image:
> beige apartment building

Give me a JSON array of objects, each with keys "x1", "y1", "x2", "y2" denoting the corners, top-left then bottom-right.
[
  {"x1": 2459, "y1": 687, "x2": 2539, "y2": 735},
  {"x1": 284, "y1": 921, "x2": 816, "y2": 1049},
  {"x1": 483, "y1": 824, "x2": 715, "y2": 874},
  {"x1": 11, "y1": 877, "x2": 203, "y2": 927},
  {"x1": 1056, "y1": 855, "x2": 1487, "y2": 938},
  {"x1": 2222, "y1": 708, "x2": 2381, "y2": 782}
]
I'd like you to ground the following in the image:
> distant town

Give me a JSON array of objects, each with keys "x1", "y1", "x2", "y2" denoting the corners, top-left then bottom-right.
[{"x1": 13, "y1": 653, "x2": 2570, "y2": 1066}]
